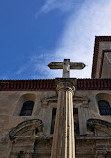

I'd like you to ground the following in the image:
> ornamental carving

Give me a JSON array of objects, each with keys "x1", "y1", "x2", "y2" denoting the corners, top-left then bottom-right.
[
  {"x1": 87, "y1": 119, "x2": 111, "y2": 136},
  {"x1": 9, "y1": 119, "x2": 43, "y2": 140}
]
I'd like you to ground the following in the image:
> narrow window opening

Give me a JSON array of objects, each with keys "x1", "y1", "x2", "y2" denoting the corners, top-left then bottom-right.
[
  {"x1": 35, "y1": 128, "x2": 38, "y2": 135},
  {"x1": 73, "y1": 108, "x2": 79, "y2": 135},
  {"x1": 50, "y1": 108, "x2": 56, "y2": 134},
  {"x1": 50, "y1": 108, "x2": 79, "y2": 135}
]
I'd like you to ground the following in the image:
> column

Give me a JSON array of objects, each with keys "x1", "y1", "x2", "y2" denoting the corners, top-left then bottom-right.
[{"x1": 51, "y1": 78, "x2": 76, "y2": 158}]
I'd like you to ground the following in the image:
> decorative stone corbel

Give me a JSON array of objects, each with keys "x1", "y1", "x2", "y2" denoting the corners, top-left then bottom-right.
[
  {"x1": 74, "y1": 95, "x2": 90, "y2": 108},
  {"x1": 41, "y1": 96, "x2": 57, "y2": 108}
]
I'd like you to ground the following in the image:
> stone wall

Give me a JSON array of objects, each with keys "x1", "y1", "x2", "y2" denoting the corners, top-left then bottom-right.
[{"x1": 0, "y1": 89, "x2": 111, "y2": 157}]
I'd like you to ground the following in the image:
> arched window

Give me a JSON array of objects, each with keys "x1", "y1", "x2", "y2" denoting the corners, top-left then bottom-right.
[
  {"x1": 98, "y1": 100, "x2": 111, "y2": 115},
  {"x1": 20, "y1": 100, "x2": 34, "y2": 116}
]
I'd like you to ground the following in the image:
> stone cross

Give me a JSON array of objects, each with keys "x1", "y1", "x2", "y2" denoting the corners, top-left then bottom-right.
[
  {"x1": 48, "y1": 59, "x2": 85, "y2": 78},
  {"x1": 48, "y1": 59, "x2": 85, "y2": 158}
]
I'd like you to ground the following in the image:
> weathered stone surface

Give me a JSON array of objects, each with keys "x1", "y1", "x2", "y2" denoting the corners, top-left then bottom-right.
[
  {"x1": 51, "y1": 78, "x2": 76, "y2": 158},
  {"x1": 1, "y1": 89, "x2": 111, "y2": 157}
]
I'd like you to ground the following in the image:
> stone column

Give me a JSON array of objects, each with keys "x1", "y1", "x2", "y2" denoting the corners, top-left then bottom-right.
[{"x1": 51, "y1": 78, "x2": 76, "y2": 158}]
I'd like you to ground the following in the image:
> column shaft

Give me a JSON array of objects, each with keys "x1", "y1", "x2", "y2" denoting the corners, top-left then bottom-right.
[{"x1": 51, "y1": 79, "x2": 76, "y2": 158}]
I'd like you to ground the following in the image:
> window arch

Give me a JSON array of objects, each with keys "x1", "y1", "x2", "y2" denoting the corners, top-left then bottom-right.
[
  {"x1": 14, "y1": 93, "x2": 36, "y2": 116},
  {"x1": 98, "y1": 100, "x2": 111, "y2": 115},
  {"x1": 20, "y1": 100, "x2": 34, "y2": 116}
]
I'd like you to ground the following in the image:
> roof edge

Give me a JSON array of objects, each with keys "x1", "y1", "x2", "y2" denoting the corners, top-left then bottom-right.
[{"x1": 0, "y1": 79, "x2": 111, "y2": 91}]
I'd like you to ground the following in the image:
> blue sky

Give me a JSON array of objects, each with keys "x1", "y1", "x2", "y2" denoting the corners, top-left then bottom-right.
[{"x1": 0, "y1": 0, "x2": 111, "y2": 79}]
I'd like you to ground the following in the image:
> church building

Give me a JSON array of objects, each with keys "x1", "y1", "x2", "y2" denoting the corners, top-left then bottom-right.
[{"x1": 0, "y1": 36, "x2": 111, "y2": 158}]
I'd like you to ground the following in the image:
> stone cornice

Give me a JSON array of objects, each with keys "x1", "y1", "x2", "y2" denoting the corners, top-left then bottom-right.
[
  {"x1": 0, "y1": 79, "x2": 55, "y2": 91},
  {"x1": 92, "y1": 36, "x2": 111, "y2": 78},
  {"x1": 0, "y1": 79, "x2": 111, "y2": 91}
]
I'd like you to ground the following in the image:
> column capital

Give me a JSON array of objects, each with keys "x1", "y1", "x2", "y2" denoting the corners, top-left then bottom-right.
[{"x1": 55, "y1": 78, "x2": 77, "y2": 93}]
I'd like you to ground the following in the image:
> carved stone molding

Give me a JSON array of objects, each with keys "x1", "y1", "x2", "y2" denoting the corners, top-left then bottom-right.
[
  {"x1": 74, "y1": 95, "x2": 90, "y2": 108},
  {"x1": 55, "y1": 78, "x2": 77, "y2": 93},
  {"x1": 9, "y1": 119, "x2": 43, "y2": 140},
  {"x1": 87, "y1": 119, "x2": 111, "y2": 136},
  {"x1": 41, "y1": 96, "x2": 57, "y2": 107},
  {"x1": 41, "y1": 94, "x2": 90, "y2": 108}
]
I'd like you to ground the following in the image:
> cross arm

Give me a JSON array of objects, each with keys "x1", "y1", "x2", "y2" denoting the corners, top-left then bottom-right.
[
  {"x1": 48, "y1": 62, "x2": 63, "y2": 69},
  {"x1": 48, "y1": 62, "x2": 85, "y2": 69},
  {"x1": 70, "y1": 62, "x2": 86, "y2": 69}
]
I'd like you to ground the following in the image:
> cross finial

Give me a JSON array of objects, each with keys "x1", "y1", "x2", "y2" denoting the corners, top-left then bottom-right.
[{"x1": 48, "y1": 59, "x2": 86, "y2": 78}]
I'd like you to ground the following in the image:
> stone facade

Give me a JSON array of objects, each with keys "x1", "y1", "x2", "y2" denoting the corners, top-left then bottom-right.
[{"x1": 0, "y1": 36, "x2": 111, "y2": 158}]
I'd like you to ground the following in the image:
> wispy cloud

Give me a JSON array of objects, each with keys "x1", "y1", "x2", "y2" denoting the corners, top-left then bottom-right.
[
  {"x1": 15, "y1": 0, "x2": 111, "y2": 79},
  {"x1": 53, "y1": 0, "x2": 111, "y2": 78},
  {"x1": 35, "y1": 0, "x2": 75, "y2": 17},
  {"x1": 14, "y1": 50, "x2": 63, "y2": 79}
]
